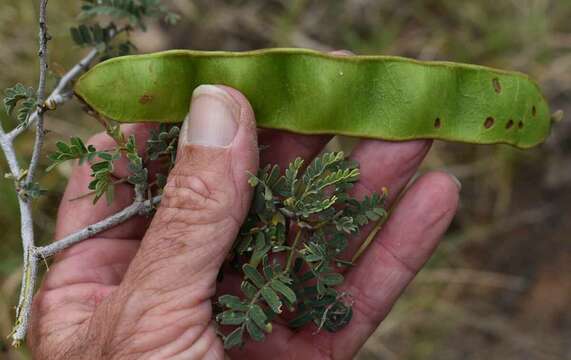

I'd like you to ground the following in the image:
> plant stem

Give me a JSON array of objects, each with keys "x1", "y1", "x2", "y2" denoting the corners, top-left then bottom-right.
[
  {"x1": 8, "y1": 30, "x2": 116, "y2": 140},
  {"x1": 26, "y1": 0, "x2": 50, "y2": 186},
  {"x1": 0, "y1": 11, "x2": 123, "y2": 346},
  {"x1": 10, "y1": 198, "x2": 38, "y2": 347},
  {"x1": 10, "y1": 195, "x2": 161, "y2": 346},
  {"x1": 351, "y1": 216, "x2": 387, "y2": 263},
  {"x1": 10, "y1": 0, "x2": 50, "y2": 346},
  {"x1": 37, "y1": 195, "x2": 161, "y2": 258},
  {"x1": 0, "y1": 127, "x2": 21, "y2": 177},
  {"x1": 68, "y1": 177, "x2": 129, "y2": 201},
  {"x1": 285, "y1": 228, "x2": 303, "y2": 272}
]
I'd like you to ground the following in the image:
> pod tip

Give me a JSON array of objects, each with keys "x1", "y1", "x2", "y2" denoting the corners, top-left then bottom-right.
[{"x1": 551, "y1": 110, "x2": 564, "y2": 123}]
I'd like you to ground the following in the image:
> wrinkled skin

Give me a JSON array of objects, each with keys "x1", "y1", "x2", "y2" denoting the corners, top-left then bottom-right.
[{"x1": 29, "y1": 85, "x2": 459, "y2": 359}]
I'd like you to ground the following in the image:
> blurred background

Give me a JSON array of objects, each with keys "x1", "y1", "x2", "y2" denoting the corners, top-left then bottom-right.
[{"x1": 1, "y1": 0, "x2": 570, "y2": 359}]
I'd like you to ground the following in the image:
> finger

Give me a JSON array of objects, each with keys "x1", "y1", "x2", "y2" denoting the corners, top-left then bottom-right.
[
  {"x1": 95, "y1": 85, "x2": 258, "y2": 355},
  {"x1": 343, "y1": 139, "x2": 432, "y2": 258},
  {"x1": 350, "y1": 139, "x2": 431, "y2": 205},
  {"x1": 54, "y1": 123, "x2": 158, "y2": 241},
  {"x1": 258, "y1": 129, "x2": 330, "y2": 169},
  {"x1": 112, "y1": 85, "x2": 259, "y2": 328},
  {"x1": 258, "y1": 50, "x2": 352, "y2": 169},
  {"x1": 324, "y1": 171, "x2": 460, "y2": 358}
]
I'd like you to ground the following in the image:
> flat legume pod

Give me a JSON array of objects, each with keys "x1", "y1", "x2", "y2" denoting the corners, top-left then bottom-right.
[{"x1": 74, "y1": 48, "x2": 552, "y2": 148}]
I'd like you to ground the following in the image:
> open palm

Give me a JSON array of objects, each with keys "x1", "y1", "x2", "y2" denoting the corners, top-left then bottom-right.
[{"x1": 29, "y1": 85, "x2": 459, "y2": 359}]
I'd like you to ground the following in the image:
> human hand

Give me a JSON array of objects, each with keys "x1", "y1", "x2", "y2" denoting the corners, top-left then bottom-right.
[{"x1": 29, "y1": 82, "x2": 460, "y2": 359}]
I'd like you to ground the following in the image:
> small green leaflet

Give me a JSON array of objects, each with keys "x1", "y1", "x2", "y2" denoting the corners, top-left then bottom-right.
[{"x1": 3, "y1": 83, "x2": 37, "y2": 124}]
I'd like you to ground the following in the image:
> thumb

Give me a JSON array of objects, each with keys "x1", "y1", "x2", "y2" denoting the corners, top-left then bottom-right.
[{"x1": 125, "y1": 84, "x2": 258, "y2": 299}]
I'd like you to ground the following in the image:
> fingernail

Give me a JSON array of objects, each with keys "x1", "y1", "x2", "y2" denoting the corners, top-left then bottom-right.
[
  {"x1": 180, "y1": 85, "x2": 240, "y2": 147},
  {"x1": 445, "y1": 171, "x2": 462, "y2": 191}
]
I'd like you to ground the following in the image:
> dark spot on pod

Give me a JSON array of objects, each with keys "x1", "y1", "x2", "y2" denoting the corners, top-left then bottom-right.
[
  {"x1": 434, "y1": 117, "x2": 441, "y2": 128},
  {"x1": 492, "y1": 78, "x2": 502, "y2": 93},
  {"x1": 518, "y1": 121, "x2": 524, "y2": 129},
  {"x1": 506, "y1": 119, "x2": 514, "y2": 129},
  {"x1": 484, "y1": 116, "x2": 495, "y2": 129},
  {"x1": 532, "y1": 105, "x2": 537, "y2": 117},
  {"x1": 139, "y1": 94, "x2": 154, "y2": 104}
]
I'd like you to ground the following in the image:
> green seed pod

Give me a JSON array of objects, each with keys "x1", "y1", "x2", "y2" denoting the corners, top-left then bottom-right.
[{"x1": 75, "y1": 48, "x2": 553, "y2": 148}]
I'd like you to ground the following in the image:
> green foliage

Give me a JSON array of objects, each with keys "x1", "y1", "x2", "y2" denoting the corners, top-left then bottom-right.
[
  {"x1": 147, "y1": 124, "x2": 179, "y2": 164},
  {"x1": 87, "y1": 152, "x2": 119, "y2": 204},
  {"x1": 70, "y1": 0, "x2": 178, "y2": 57},
  {"x1": 18, "y1": 182, "x2": 47, "y2": 201},
  {"x1": 46, "y1": 137, "x2": 100, "y2": 171},
  {"x1": 2, "y1": 84, "x2": 37, "y2": 125},
  {"x1": 46, "y1": 134, "x2": 142, "y2": 204},
  {"x1": 124, "y1": 135, "x2": 147, "y2": 189},
  {"x1": 70, "y1": 22, "x2": 137, "y2": 58},
  {"x1": 146, "y1": 124, "x2": 179, "y2": 191},
  {"x1": 70, "y1": 23, "x2": 137, "y2": 58},
  {"x1": 216, "y1": 259, "x2": 291, "y2": 346},
  {"x1": 82, "y1": 129, "x2": 150, "y2": 204},
  {"x1": 46, "y1": 123, "x2": 180, "y2": 204},
  {"x1": 70, "y1": 23, "x2": 114, "y2": 48},
  {"x1": 22, "y1": 0, "x2": 181, "y2": 204},
  {"x1": 216, "y1": 152, "x2": 388, "y2": 349},
  {"x1": 47, "y1": 135, "x2": 121, "y2": 204},
  {"x1": 78, "y1": 0, "x2": 180, "y2": 31}
]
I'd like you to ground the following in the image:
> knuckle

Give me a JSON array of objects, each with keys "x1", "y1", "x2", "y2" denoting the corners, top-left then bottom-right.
[
  {"x1": 138, "y1": 148, "x2": 244, "y2": 266},
  {"x1": 163, "y1": 173, "x2": 214, "y2": 208},
  {"x1": 418, "y1": 172, "x2": 460, "y2": 227},
  {"x1": 158, "y1": 148, "x2": 237, "y2": 223},
  {"x1": 351, "y1": 284, "x2": 390, "y2": 326},
  {"x1": 148, "y1": 166, "x2": 241, "y2": 252},
  {"x1": 161, "y1": 171, "x2": 233, "y2": 219}
]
